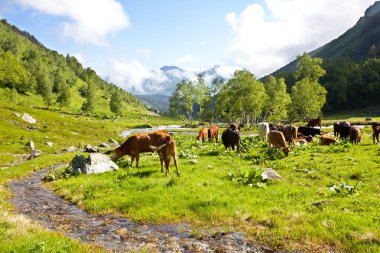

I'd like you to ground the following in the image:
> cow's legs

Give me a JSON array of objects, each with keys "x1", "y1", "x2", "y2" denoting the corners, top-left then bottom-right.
[
  {"x1": 130, "y1": 156, "x2": 135, "y2": 167},
  {"x1": 136, "y1": 154, "x2": 140, "y2": 168},
  {"x1": 173, "y1": 155, "x2": 180, "y2": 176},
  {"x1": 159, "y1": 153, "x2": 164, "y2": 173}
]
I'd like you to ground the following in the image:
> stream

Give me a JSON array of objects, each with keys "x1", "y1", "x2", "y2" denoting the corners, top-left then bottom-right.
[{"x1": 9, "y1": 164, "x2": 273, "y2": 253}]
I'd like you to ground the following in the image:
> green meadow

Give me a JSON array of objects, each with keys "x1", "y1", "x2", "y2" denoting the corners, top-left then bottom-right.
[{"x1": 0, "y1": 99, "x2": 379, "y2": 252}]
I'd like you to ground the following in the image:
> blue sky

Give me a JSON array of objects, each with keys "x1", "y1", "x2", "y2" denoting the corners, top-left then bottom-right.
[{"x1": 0, "y1": 0, "x2": 376, "y2": 93}]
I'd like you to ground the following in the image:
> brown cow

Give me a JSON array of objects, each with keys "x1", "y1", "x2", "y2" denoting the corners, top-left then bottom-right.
[
  {"x1": 350, "y1": 126, "x2": 361, "y2": 145},
  {"x1": 197, "y1": 127, "x2": 208, "y2": 142},
  {"x1": 282, "y1": 125, "x2": 297, "y2": 146},
  {"x1": 307, "y1": 117, "x2": 322, "y2": 128},
  {"x1": 208, "y1": 125, "x2": 219, "y2": 142},
  {"x1": 372, "y1": 122, "x2": 380, "y2": 144},
  {"x1": 113, "y1": 130, "x2": 170, "y2": 167},
  {"x1": 268, "y1": 130, "x2": 289, "y2": 156},
  {"x1": 149, "y1": 135, "x2": 180, "y2": 176},
  {"x1": 320, "y1": 135, "x2": 337, "y2": 145},
  {"x1": 229, "y1": 123, "x2": 240, "y2": 131}
]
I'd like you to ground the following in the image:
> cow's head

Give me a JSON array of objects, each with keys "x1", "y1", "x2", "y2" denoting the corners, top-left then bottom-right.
[{"x1": 282, "y1": 146, "x2": 289, "y2": 156}]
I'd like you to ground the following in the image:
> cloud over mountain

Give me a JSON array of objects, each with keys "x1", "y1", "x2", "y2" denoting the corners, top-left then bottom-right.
[{"x1": 102, "y1": 61, "x2": 236, "y2": 95}]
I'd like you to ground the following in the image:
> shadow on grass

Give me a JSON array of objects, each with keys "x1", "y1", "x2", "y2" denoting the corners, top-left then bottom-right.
[
  {"x1": 131, "y1": 169, "x2": 157, "y2": 178},
  {"x1": 199, "y1": 151, "x2": 220, "y2": 156}
]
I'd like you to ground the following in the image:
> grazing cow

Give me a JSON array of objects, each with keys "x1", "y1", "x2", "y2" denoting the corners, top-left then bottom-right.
[
  {"x1": 282, "y1": 125, "x2": 297, "y2": 146},
  {"x1": 113, "y1": 130, "x2": 170, "y2": 167},
  {"x1": 208, "y1": 125, "x2": 219, "y2": 142},
  {"x1": 372, "y1": 122, "x2": 380, "y2": 144},
  {"x1": 267, "y1": 130, "x2": 289, "y2": 156},
  {"x1": 350, "y1": 126, "x2": 361, "y2": 144},
  {"x1": 149, "y1": 135, "x2": 180, "y2": 176},
  {"x1": 339, "y1": 122, "x2": 351, "y2": 140},
  {"x1": 222, "y1": 125, "x2": 241, "y2": 152},
  {"x1": 258, "y1": 122, "x2": 270, "y2": 141},
  {"x1": 269, "y1": 124, "x2": 284, "y2": 132},
  {"x1": 307, "y1": 117, "x2": 322, "y2": 128},
  {"x1": 333, "y1": 122, "x2": 340, "y2": 138},
  {"x1": 197, "y1": 127, "x2": 208, "y2": 142},
  {"x1": 320, "y1": 135, "x2": 337, "y2": 145},
  {"x1": 298, "y1": 126, "x2": 321, "y2": 137}
]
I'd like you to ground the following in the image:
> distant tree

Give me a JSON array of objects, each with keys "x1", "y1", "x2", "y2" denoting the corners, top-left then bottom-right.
[
  {"x1": 110, "y1": 90, "x2": 123, "y2": 116},
  {"x1": 36, "y1": 68, "x2": 54, "y2": 107},
  {"x1": 201, "y1": 78, "x2": 224, "y2": 122},
  {"x1": 0, "y1": 51, "x2": 30, "y2": 93},
  {"x1": 294, "y1": 52, "x2": 326, "y2": 82},
  {"x1": 53, "y1": 69, "x2": 66, "y2": 93},
  {"x1": 169, "y1": 80, "x2": 198, "y2": 125},
  {"x1": 289, "y1": 53, "x2": 327, "y2": 120},
  {"x1": 57, "y1": 82, "x2": 70, "y2": 109},
  {"x1": 81, "y1": 83, "x2": 96, "y2": 113},
  {"x1": 263, "y1": 75, "x2": 291, "y2": 122},
  {"x1": 217, "y1": 70, "x2": 268, "y2": 124}
]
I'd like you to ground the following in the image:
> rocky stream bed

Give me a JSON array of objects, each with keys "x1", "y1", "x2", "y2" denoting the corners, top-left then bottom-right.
[{"x1": 9, "y1": 164, "x2": 273, "y2": 253}]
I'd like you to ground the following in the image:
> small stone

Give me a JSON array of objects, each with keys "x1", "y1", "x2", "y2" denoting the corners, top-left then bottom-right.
[
  {"x1": 261, "y1": 168, "x2": 282, "y2": 180},
  {"x1": 28, "y1": 149, "x2": 40, "y2": 160},
  {"x1": 85, "y1": 144, "x2": 98, "y2": 153},
  {"x1": 46, "y1": 142, "x2": 54, "y2": 147},
  {"x1": 188, "y1": 159, "x2": 198, "y2": 165},
  {"x1": 21, "y1": 113, "x2": 36, "y2": 124},
  {"x1": 26, "y1": 141, "x2": 35, "y2": 150},
  {"x1": 98, "y1": 143, "x2": 110, "y2": 148},
  {"x1": 14, "y1": 112, "x2": 21, "y2": 117},
  {"x1": 108, "y1": 138, "x2": 120, "y2": 146},
  {"x1": 65, "y1": 146, "x2": 77, "y2": 152}
]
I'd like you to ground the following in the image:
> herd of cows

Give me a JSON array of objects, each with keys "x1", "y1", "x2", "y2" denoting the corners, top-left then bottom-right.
[{"x1": 111, "y1": 118, "x2": 380, "y2": 176}]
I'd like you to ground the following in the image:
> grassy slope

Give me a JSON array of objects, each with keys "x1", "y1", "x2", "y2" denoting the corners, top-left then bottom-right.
[
  {"x1": 0, "y1": 94, "x2": 379, "y2": 252},
  {"x1": 0, "y1": 95, "x2": 180, "y2": 252}
]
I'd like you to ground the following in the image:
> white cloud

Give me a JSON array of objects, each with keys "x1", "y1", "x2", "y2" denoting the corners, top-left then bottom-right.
[
  {"x1": 226, "y1": 0, "x2": 376, "y2": 77},
  {"x1": 103, "y1": 59, "x2": 168, "y2": 94},
  {"x1": 16, "y1": 0, "x2": 129, "y2": 45},
  {"x1": 176, "y1": 54, "x2": 198, "y2": 63}
]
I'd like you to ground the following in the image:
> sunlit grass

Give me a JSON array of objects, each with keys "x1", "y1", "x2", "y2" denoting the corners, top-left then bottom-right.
[{"x1": 50, "y1": 133, "x2": 380, "y2": 252}]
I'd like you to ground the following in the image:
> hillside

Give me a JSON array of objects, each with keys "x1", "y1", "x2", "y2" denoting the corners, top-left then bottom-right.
[
  {"x1": 270, "y1": 1, "x2": 380, "y2": 113},
  {"x1": 0, "y1": 19, "x2": 148, "y2": 117},
  {"x1": 136, "y1": 94, "x2": 170, "y2": 114}
]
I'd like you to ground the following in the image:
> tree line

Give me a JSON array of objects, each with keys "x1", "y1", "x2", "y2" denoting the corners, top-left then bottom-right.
[
  {"x1": 0, "y1": 19, "x2": 145, "y2": 116},
  {"x1": 170, "y1": 53, "x2": 327, "y2": 125}
]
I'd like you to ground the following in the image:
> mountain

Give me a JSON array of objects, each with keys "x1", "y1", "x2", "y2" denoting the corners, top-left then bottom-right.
[
  {"x1": 136, "y1": 94, "x2": 170, "y2": 114},
  {"x1": 0, "y1": 19, "x2": 147, "y2": 116},
  {"x1": 273, "y1": 1, "x2": 380, "y2": 76},
  {"x1": 135, "y1": 64, "x2": 234, "y2": 112}
]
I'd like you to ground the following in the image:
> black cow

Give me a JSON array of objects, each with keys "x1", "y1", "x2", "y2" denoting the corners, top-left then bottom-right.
[
  {"x1": 298, "y1": 126, "x2": 321, "y2": 137},
  {"x1": 222, "y1": 127, "x2": 240, "y2": 153},
  {"x1": 339, "y1": 122, "x2": 351, "y2": 140},
  {"x1": 333, "y1": 122, "x2": 340, "y2": 138}
]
